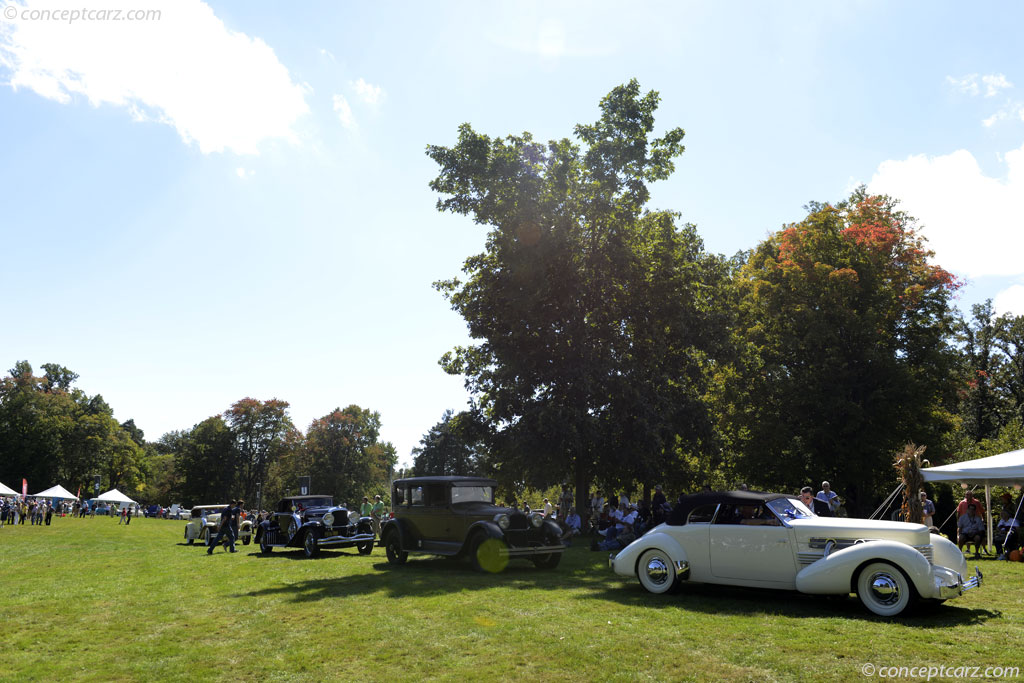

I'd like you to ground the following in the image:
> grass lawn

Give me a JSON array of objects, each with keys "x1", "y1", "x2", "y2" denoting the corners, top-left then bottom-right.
[{"x1": 1, "y1": 516, "x2": 1022, "y2": 682}]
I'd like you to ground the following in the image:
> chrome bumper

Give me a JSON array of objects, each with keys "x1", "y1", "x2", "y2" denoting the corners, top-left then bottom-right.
[
  {"x1": 505, "y1": 544, "x2": 566, "y2": 557},
  {"x1": 939, "y1": 566, "x2": 983, "y2": 600},
  {"x1": 317, "y1": 532, "x2": 375, "y2": 547}
]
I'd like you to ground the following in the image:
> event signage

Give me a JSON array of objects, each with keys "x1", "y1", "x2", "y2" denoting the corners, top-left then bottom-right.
[{"x1": 22, "y1": 478, "x2": 27, "y2": 497}]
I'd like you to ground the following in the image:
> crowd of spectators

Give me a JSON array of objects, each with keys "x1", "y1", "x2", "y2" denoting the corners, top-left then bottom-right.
[{"x1": 1, "y1": 497, "x2": 69, "y2": 526}]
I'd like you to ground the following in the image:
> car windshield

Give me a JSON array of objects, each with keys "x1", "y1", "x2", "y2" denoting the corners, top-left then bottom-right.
[
  {"x1": 768, "y1": 497, "x2": 815, "y2": 520},
  {"x1": 450, "y1": 486, "x2": 493, "y2": 504}
]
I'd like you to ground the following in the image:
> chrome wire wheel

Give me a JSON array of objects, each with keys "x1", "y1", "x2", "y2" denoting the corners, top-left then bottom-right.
[
  {"x1": 303, "y1": 530, "x2": 320, "y2": 558},
  {"x1": 857, "y1": 561, "x2": 914, "y2": 616}
]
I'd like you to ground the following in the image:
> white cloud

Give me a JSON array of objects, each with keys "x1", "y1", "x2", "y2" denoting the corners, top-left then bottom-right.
[
  {"x1": 994, "y1": 284, "x2": 1024, "y2": 316},
  {"x1": 983, "y1": 74, "x2": 1013, "y2": 97},
  {"x1": 332, "y1": 93, "x2": 354, "y2": 129},
  {"x1": 983, "y1": 103, "x2": 1024, "y2": 128},
  {"x1": 0, "y1": 0, "x2": 309, "y2": 155},
  {"x1": 867, "y1": 144, "x2": 1024, "y2": 278},
  {"x1": 946, "y1": 73, "x2": 1014, "y2": 98},
  {"x1": 352, "y1": 77, "x2": 383, "y2": 106}
]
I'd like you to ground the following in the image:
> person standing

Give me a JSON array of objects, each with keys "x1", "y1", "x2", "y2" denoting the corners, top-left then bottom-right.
[
  {"x1": 45, "y1": 503, "x2": 53, "y2": 526},
  {"x1": 919, "y1": 491, "x2": 936, "y2": 527},
  {"x1": 125, "y1": 504, "x2": 132, "y2": 526},
  {"x1": 816, "y1": 482, "x2": 841, "y2": 516},
  {"x1": 360, "y1": 496, "x2": 373, "y2": 519},
  {"x1": 371, "y1": 495, "x2": 385, "y2": 537}
]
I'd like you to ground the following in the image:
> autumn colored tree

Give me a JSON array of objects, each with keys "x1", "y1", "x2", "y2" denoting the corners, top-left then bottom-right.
[{"x1": 722, "y1": 189, "x2": 961, "y2": 512}]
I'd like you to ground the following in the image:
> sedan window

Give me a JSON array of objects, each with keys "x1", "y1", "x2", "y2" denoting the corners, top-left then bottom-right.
[{"x1": 451, "y1": 486, "x2": 493, "y2": 504}]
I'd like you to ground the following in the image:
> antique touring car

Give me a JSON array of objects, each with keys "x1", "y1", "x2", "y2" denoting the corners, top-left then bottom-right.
[
  {"x1": 254, "y1": 495, "x2": 375, "y2": 558},
  {"x1": 610, "y1": 490, "x2": 982, "y2": 616},
  {"x1": 184, "y1": 505, "x2": 252, "y2": 546}
]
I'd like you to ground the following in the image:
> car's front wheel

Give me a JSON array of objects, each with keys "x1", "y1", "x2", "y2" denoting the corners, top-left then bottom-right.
[
  {"x1": 856, "y1": 561, "x2": 915, "y2": 617},
  {"x1": 185, "y1": 528, "x2": 193, "y2": 545},
  {"x1": 470, "y1": 534, "x2": 509, "y2": 574},
  {"x1": 532, "y1": 533, "x2": 563, "y2": 569},
  {"x1": 384, "y1": 531, "x2": 407, "y2": 564},
  {"x1": 637, "y1": 548, "x2": 680, "y2": 595},
  {"x1": 260, "y1": 537, "x2": 273, "y2": 554},
  {"x1": 241, "y1": 536, "x2": 251, "y2": 546},
  {"x1": 303, "y1": 530, "x2": 320, "y2": 558}
]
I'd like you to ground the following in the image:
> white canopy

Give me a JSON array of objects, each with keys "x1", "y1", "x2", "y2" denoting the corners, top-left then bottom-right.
[
  {"x1": 920, "y1": 448, "x2": 1024, "y2": 484},
  {"x1": 0, "y1": 481, "x2": 18, "y2": 496},
  {"x1": 31, "y1": 484, "x2": 79, "y2": 500},
  {"x1": 922, "y1": 449, "x2": 1024, "y2": 550},
  {"x1": 94, "y1": 488, "x2": 137, "y2": 504}
]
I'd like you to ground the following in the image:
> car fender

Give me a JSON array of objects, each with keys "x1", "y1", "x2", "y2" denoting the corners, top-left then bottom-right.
[
  {"x1": 930, "y1": 533, "x2": 967, "y2": 576},
  {"x1": 611, "y1": 531, "x2": 688, "y2": 579},
  {"x1": 541, "y1": 519, "x2": 562, "y2": 538},
  {"x1": 463, "y1": 520, "x2": 505, "y2": 551},
  {"x1": 795, "y1": 540, "x2": 932, "y2": 596},
  {"x1": 381, "y1": 518, "x2": 410, "y2": 548}
]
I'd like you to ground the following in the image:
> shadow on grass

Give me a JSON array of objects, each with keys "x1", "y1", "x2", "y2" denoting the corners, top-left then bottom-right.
[
  {"x1": 591, "y1": 580, "x2": 999, "y2": 626},
  {"x1": 234, "y1": 547, "x2": 999, "y2": 626}
]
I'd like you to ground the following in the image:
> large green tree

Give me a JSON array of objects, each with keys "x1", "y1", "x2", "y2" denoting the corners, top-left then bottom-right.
[
  {"x1": 224, "y1": 398, "x2": 297, "y2": 504},
  {"x1": 173, "y1": 416, "x2": 237, "y2": 504},
  {"x1": 412, "y1": 409, "x2": 487, "y2": 477},
  {"x1": 303, "y1": 406, "x2": 396, "y2": 504},
  {"x1": 428, "y1": 81, "x2": 728, "y2": 504},
  {"x1": 722, "y1": 190, "x2": 960, "y2": 512}
]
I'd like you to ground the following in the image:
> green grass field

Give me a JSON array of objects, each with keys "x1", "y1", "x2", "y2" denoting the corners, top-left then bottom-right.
[{"x1": 1, "y1": 516, "x2": 1021, "y2": 682}]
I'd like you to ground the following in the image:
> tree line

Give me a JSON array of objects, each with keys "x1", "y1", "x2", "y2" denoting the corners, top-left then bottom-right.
[
  {"x1": 0, "y1": 362, "x2": 395, "y2": 508},
  {"x1": 412, "y1": 80, "x2": 1024, "y2": 515}
]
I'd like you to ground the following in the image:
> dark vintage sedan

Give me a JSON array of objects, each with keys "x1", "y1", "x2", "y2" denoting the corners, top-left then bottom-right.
[
  {"x1": 254, "y1": 495, "x2": 375, "y2": 558},
  {"x1": 380, "y1": 476, "x2": 566, "y2": 573}
]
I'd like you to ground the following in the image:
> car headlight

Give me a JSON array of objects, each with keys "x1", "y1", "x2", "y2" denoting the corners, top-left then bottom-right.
[
  {"x1": 323, "y1": 512, "x2": 334, "y2": 526},
  {"x1": 494, "y1": 513, "x2": 510, "y2": 530},
  {"x1": 530, "y1": 512, "x2": 544, "y2": 528}
]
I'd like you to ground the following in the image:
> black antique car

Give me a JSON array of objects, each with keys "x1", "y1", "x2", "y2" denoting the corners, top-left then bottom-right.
[
  {"x1": 254, "y1": 495, "x2": 375, "y2": 558},
  {"x1": 380, "y1": 476, "x2": 565, "y2": 572}
]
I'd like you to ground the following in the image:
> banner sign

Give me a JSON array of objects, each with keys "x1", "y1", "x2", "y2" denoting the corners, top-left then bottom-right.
[{"x1": 22, "y1": 478, "x2": 27, "y2": 497}]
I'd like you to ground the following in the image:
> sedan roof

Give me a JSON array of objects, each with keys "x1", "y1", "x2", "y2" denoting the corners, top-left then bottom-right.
[{"x1": 393, "y1": 476, "x2": 498, "y2": 487}]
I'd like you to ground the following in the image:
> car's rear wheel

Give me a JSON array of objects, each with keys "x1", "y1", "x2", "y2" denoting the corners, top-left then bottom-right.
[
  {"x1": 637, "y1": 548, "x2": 680, "y2": 594},
  {"x1": 470, "y1": 534, "x2": 509, "y2": 574},
  {"x1": 303, "y1": 530, "x2": 320, "y2": 558},
  {"x1": 384, "y1": 530, "x2": 407, "y2": 564},
  {"x1": 856, "y1": 561, "x2": 915, "y2": 617}
]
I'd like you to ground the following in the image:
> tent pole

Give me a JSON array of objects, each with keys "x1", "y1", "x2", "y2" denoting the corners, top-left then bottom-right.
[{"x1": 985, "y1": 483, "x2": 992, "y2": 553}]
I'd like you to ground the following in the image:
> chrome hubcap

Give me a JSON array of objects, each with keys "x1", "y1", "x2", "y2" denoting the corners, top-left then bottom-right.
[
  {"x1": 645, "y1": 557, "x2": 669, "y2": 585},
  {"x1": 869, "y1": 573, "x2": 900, "y2": 605}
]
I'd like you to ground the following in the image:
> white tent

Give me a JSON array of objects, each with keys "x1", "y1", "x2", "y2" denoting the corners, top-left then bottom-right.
[
  {"x1": 31, "y1": 484, "x2": 79, "y2": 500},
  {"x1": 0, "y1": 481, "x2": 18, "y2": 496},
  {"x1": 94, "y1": 488, "x2": 137, "y2": 505},
  {"x1": 922, "y1": 448, "x2": 1024, "y2": 550}
]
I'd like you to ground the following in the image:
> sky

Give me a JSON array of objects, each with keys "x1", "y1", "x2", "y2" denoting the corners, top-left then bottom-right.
[{"x1": 1, "y1": 1, "x2": 1023, "y2": 467}]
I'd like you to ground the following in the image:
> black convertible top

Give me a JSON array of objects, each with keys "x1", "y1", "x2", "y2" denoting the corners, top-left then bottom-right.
[{"x1": 667, "y1": 490, "x2": 793, "y2": 526}]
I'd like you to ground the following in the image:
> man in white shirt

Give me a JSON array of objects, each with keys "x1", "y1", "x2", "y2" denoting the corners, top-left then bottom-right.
[{"x1": 816, "y1": 481, "x2": 841, "y2": 516}]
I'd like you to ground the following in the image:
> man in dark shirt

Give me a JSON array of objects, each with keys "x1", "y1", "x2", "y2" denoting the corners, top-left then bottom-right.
[{"x1": 207, "y1": 501, "x2": 238, "y2": 554}]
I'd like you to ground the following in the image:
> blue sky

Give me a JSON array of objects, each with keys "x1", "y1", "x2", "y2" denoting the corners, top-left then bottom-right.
[{"x1": 2, "y1": 1, "x2": 1023, "y2": 465}]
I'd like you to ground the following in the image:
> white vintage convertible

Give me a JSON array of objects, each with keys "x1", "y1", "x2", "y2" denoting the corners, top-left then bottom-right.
[{"x1": 610, "y1": 490, "x2": 982, "y2": 616}]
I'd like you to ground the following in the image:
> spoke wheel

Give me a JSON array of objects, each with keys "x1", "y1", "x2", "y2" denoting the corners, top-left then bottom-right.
[
  {"x1": 303, "y1": 530, "x2": 320, "y2": 558},
  {"x1": 384, "y1": 531, "x2": 407, "y2": 564},
  {"x1": 637, "y1": 549, "x2": 679, "y2": 594},
  {"x1": 532, "y1": 534, "x2": 562, "y2": 569},
  {"x1": 856, "y1": 562, "x2": 915, "y2": 617}
]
